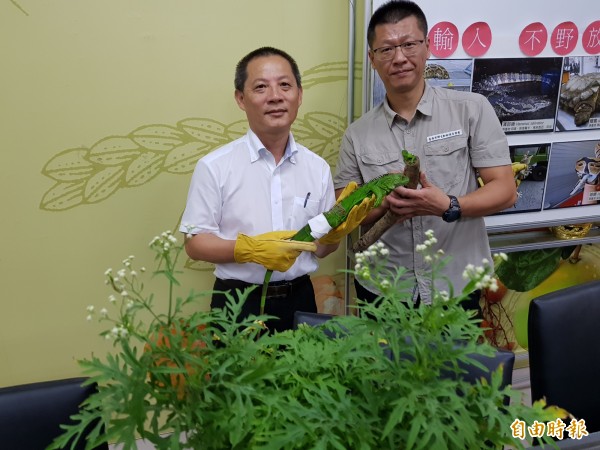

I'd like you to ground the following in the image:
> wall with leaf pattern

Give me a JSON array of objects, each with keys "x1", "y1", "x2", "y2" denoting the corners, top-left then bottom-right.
[{"x1": 0, "y1": 0, "x2": 364, "y2": 386}]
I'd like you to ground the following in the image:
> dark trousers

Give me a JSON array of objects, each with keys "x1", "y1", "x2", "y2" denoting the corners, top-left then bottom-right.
[
  {"x1": 354, "y1": 278, "x2": 482, "y2": 319},
  {"x1": 212, "y1": 276, "x2": 317, "y2": 333}
]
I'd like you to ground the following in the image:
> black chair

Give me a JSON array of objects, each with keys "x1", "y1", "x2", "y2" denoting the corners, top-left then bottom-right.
[
  {"x1": 293, "y1": 311, "x2": 515, "y2": 390},
  {"x1": 0, "y1": 377, "x2": 107, "y2": 450},
  {"x1": 528, "y1": 280, "x2": 600, "y2": 434},
  {"x1": 293, "y1": 310, "x2": 335, "y2": 328}
]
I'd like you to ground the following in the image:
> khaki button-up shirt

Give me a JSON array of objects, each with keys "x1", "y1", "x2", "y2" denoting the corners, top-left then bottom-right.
[{"x1": 334, "y1": 82, "x2": 511, "y2": 303}]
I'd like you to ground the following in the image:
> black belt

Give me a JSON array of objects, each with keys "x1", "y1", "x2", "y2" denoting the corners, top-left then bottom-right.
[{"x1": 217, "y1": 275, "x2": 311, "y2": 299}]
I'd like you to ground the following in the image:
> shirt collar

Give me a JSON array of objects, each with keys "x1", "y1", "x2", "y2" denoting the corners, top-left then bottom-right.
[
  {"x1": 381, "y1": 80, "x2": 434, "y2": 127},
  {"x1": 247, "y1": 129, "x2": 298, "y2": 163}
]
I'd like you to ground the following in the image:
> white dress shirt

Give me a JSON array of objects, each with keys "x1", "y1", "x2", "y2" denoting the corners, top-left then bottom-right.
[{"x1": 180, "y1": 129, "x2": 336, "y2": 284}]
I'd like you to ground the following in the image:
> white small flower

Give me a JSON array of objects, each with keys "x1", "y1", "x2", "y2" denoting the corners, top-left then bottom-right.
[
  {"x1": 86, "y1": 305, "x2": 94, "y2": 312},
  {"x1": 416, "y1": 244, "x2": 427, "y2": 252},
  {"x1": 100, "y1": 308, "x2": 108, "y2": 317},
  {"x1": 140, "y1": 267, "x2": 146, "y2": 272},
  {"x1": 108, "y1": 294, "x2": 116, "y2": 303},
  {"x1": 120, "y1": 290, "x2": 128, "y2": 297},
  {"x1": 104, "y1": 268, "x2": 112, "y2": 276},
  {"x1": 86, "y1": 314, "x2": 93, "y2": 321},
  {"x1": 380, "y1": 248, "x2": 389, "y2": 256},
  {"x1": 130, "y1": 270, "x2": 137, "y2": 277},
  {"x1": 117, "y1": 269, "x2": 126, "y2": 278},
  {"x1": 481, "y1": 258, "x2": 489, "y2": 266},
  {"x1": 425, "y1": 229, "x2": 435, "y2": 239},
  {"x1": 438, "y1": 290, "x2": 449, "y2": 301},
  {"x1": 424, "y1": 255, "x2": 433, "y2": 263},
  {"x1": 186, "y1": 233, "x2": 193, "y2": 239}
]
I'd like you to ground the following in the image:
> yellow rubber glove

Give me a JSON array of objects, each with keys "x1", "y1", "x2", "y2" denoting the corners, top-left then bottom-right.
[
  {"x1": 319, "y1": 182, "x2": 376, "y2": 245},
  {"x1": 234, "y1": 230, "x2": 317, "y2": 272}
]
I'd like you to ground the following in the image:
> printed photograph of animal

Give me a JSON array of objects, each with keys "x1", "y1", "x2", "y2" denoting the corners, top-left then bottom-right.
[
  {"x1": 559, "y1": 72, "x2": 600, "y2": 127},
  {"x1": 471, "y1": 57, "x2": 562, "y2": 133}
]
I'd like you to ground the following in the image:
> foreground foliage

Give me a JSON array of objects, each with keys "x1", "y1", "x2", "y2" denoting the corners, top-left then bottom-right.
[{"x1": 49, "y1": 231, "x2": 563, "y2": 450}]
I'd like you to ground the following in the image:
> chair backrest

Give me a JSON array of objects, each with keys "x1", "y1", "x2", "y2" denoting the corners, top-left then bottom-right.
[
  {"x1": 293, "y1": 311, "x2": 335, "y2": 328},
  {"x1": 293, "y1": 311, "x2": 515, "y2": 391},
  {"x1": 0, "y1": 377, "x2": 108, "y2": 450},
  {"x1": 528, "y1": 279, "x2": 600, "y2": 433}
]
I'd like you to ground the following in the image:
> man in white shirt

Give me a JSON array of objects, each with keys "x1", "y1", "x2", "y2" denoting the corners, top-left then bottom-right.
[{"x1": 181, "y1": 47, "x2": 369, "y2": 332}]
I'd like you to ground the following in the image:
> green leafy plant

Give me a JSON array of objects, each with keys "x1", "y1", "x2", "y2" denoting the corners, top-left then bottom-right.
[{"x1": 49, "y1": 230, "x2": 565, "y2": 450}]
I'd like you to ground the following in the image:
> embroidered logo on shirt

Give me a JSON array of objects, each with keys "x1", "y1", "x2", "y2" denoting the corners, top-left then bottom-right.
[{"x1": 426, "y1": 129, "x2": 463, "y2": 143}]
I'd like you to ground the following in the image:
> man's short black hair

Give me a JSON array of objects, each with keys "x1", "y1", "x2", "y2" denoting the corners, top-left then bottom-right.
[
  {"x1": 234, "y1": 47, "x2": 302, "y2": 92},
  {"x1": 367, "y1": 0, "x2": 428, "y2": 48}
]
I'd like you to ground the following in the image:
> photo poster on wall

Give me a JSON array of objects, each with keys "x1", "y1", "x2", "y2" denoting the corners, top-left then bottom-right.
[
  {"x1": 544, "y1": 139, "x2": 600, "y2": 209},
  {"x1": 495, "y1": 142, "x2": 550, "y2": 215},
  {"x1": 556, "y1": 56, "x2": 600, "y2": 131},
  {"x1": 367, "y1": 0, "x2": 600, "y2": 230}
]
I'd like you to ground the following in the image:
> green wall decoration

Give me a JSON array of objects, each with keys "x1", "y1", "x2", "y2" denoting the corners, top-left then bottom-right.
[
  {"x1": 9, "y1": 0, "x2": 28, "y2": 16},
  {"x1": 40, "y1": 110, "x2": 347, "y2": 211}
]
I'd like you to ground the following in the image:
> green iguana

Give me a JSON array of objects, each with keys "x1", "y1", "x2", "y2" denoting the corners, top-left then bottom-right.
[
  {"x1": 291, "y1": 171, "x2": 410, "y2": 242},
  {"x1": 260, "y1": 169, "x2": 412, "y2": 313}
]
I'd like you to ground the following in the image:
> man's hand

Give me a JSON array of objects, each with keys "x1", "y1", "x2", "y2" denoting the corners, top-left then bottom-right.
[
  {"x1": 387, "y1": 172, "x2": 448, "y2": 218},
  {"x1": 234, "y1": 231, "x2": 317, "y2": 272},
  {"x1": 319, "y1": 182, "x2": 376, "y2": 245}
]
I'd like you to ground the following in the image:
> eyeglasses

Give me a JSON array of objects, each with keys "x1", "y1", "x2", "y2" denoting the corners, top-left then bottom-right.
[{"x1": 371, "y1": 40, "x2": 425, "y2": 61}]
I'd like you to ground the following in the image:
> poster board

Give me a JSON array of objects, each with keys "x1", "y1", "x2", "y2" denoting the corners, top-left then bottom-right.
[{"x1": 366, "y1": 0, "x2": 600, "y2": 233}]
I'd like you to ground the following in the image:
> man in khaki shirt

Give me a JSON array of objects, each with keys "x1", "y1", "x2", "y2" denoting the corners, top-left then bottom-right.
[{"x1": 334, "y1": 0, "x2": 517, "y2": 312}]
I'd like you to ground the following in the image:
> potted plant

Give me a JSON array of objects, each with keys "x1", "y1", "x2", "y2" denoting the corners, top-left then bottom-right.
[{"x1": 49, "y1": 230, "x2": 564, "y2": 450}]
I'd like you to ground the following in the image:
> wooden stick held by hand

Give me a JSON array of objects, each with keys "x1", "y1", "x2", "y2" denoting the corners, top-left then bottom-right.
[{"x1": 351, "y1": 151, "x2": 421, "y2": 253}]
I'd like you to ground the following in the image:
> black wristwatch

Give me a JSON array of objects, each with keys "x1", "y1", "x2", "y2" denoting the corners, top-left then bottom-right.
[{"x1": 442, "y1": 195, "x2": 461, "y2": 223}]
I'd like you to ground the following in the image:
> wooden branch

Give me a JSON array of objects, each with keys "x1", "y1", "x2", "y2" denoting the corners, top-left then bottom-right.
[{"x1": 351, "y1": 153, "x2": 420, "y2": 253}]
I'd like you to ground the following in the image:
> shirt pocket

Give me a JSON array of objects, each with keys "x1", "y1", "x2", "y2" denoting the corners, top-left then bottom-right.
[
  {"x1": 424, "y1": 136, "x2": 469, "y2": 192},
  {"x1": 292, "y1": 196, "x2": 321, "y2": 227},
  {"x1": 359, "y1": 151, "x2": 401, "y2": 181}
]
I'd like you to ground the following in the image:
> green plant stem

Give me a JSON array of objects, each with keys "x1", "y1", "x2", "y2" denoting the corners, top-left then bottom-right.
[{"x1": 260, "y1": 270, "x2": 273, "y2": 314}]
